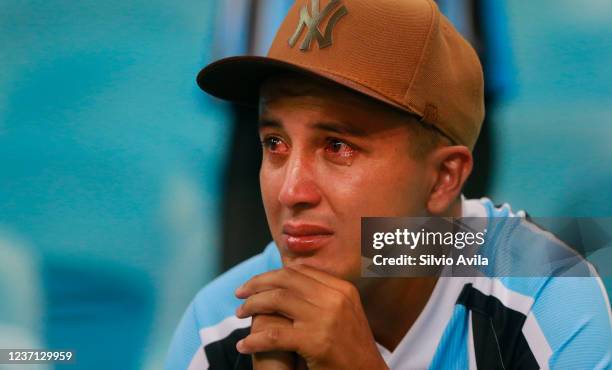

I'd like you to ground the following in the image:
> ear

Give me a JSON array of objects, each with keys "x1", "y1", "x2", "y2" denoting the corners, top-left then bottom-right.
[{"x1": 426, "y1": 146, "x2": 473, "y2": 215}]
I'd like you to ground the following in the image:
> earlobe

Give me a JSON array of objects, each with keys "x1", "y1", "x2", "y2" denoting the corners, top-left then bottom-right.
[{"x1": 426, "y1": 146, "x2": 473, "y2": 215}]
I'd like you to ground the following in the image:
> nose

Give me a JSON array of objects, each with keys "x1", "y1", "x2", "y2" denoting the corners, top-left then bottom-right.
[{"x1": 277, "y1": 152, "x2": 322, "y2": 210}]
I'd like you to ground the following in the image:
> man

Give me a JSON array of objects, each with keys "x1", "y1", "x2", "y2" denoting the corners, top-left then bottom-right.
[{"x1": 166, "y1": 0, "x2": 612, "y2": 369}]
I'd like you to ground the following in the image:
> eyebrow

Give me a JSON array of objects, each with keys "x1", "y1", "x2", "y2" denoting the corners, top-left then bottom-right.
[
  {"x1": 258, "y1": 117, "x2": 282, "y2": 130},
  {"x1": 312, "y1": 121, "x2": 368, "y2": 137},
  {"x1": 258, "y1": 117, "x2": 368, "y2": 137}
]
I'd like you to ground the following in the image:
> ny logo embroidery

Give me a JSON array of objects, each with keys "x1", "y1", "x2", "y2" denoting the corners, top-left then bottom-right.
[{"x1": 288, "y1": 0, "x2": 348, "y2": 51}]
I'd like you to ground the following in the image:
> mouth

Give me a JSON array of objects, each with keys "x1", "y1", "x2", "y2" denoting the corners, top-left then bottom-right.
[{"x1": 281, "y1": 222, "x2": 334, "y2": 254}]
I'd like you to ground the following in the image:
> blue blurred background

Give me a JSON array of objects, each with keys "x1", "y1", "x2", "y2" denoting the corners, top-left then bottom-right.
[{"x1": 0, "y1": 1, "x2": 610, "y2": 369}]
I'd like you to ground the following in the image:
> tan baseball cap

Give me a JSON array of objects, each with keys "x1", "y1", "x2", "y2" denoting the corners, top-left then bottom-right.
[{"x1": 197, "y1": 0, "x2": 485, "y2": 150}]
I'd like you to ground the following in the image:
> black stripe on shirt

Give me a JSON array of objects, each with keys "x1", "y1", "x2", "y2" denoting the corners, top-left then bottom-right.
[
  {"x1": 457, "y1": 283, "x2": 540, "y2": 370},
  {"x1": 203, "y1": 326, "x2": 252, "y2": 370}
]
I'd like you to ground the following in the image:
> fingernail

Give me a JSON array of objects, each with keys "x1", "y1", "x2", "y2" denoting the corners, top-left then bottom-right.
[
  {"x1": 235, "y1": 286, "x2": 245, "y2": 296},
  {"x1": 235, "y1": 305, "x2": 242, "y2": 317},
  {"x1": 236, "y1": 339, "x2": 245, "y2": 353}
]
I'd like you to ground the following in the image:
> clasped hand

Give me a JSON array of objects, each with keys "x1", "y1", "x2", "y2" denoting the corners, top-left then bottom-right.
[{"x1": 234, "y1": 264, "x2": 389, "y2": 370}]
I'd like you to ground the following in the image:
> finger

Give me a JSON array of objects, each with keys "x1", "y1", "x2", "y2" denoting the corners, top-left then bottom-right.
[
  {"x1": 236, "y1": 327, "x2": 303, "y2": 354},
  {"x1": 251, "y1": 314, "x2": 292, "y2": 333},
  {"x1": 288, "y1": 264, "x2": 359, "y2": 301},
  {"x1": 236, "y1": 268, "x2": 323, "y2": 302},
  {"x1": 236, "y1": 288, "x2": 317, "y2": 320}
]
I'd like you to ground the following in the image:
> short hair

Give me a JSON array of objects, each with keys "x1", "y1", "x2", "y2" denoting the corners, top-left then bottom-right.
[{"x1": 396, "y1": 112, "x2": 453, "y2": 159}]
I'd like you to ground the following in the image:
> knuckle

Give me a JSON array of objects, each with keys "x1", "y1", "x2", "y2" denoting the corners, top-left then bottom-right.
[
  {"x1": 329, "y1": 292, "x2": 346, "y2": 311},
  {"x1": 338, "y1": 281, "x2": 358, "y2": 299},
  {"x1": 280, "y1": 267, "x2": 295, "y2": 280},
  {"x1": 345, "y1": 284, "x2": 359, "y2": 300},
  {"x1": 272, "y1": 288, "x2": 287, "y2": 303},
  {"x1": 251, "y1": 317, "x2": 263, "y2": 331},
  {"x1": 266, "y1": 327, "x2": 282, "y2": 343}
]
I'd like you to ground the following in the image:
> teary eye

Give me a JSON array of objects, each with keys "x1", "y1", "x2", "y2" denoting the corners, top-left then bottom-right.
[
  {"x1": 323, "y1": 138, "x2": 358, "y2": 166},
  {"x1": 325, "y1": 138, "x2": 354, "y2": 157},
  {"x1": 261, "y1": 136, "x2": 289, "y2": 154}
]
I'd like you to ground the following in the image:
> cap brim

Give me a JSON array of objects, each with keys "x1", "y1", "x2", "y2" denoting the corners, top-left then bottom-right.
[
  {"x1": 197, "y1": 56, "x2": 302, "y2": 106},
  {"x1": 196, "y1": 55, "x2": 413, "y2": 115}
]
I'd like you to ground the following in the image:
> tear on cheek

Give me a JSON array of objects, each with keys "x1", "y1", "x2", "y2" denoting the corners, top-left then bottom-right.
[{"x1": 326, "y1": 153, "x2": 355, "y2": 167}]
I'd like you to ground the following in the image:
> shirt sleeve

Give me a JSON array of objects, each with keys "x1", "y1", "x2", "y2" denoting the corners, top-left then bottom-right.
[
  {"x1": 529, "y1": 277, "x2": 612, "y2": 369},
  {"x1": 165, "y1": 302, "x2": 204, "y2": 370}
]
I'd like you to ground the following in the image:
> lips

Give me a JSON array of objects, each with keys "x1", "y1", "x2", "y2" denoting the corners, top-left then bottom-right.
[{"x1": 281, "y1": 223, "x2": 334, "y2": 254}]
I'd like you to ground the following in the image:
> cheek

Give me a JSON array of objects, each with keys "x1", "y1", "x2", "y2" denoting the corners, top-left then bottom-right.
[
  {"x1": 326, "y1": 159, "x2": 429, "y2": 218},
  {"x1": 259, "y1": 166, "x2": 282, "y2": 221}
]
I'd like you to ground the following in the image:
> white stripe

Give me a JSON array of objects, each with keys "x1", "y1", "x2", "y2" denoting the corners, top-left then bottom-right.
[
  {"x1": 522, "y1": 312, "x2": 552, "y2": 370},
  {"x1": 467, "y1": 311, "x2": 477, "y2": 370},
  {"x1": 187, "y1": 348, "x2": 207, "y2": 370},
  {"x1": 187, "y1": 315, "x2": 252, "y2": 370},
  {"x1": 461, "y1": 196, "x2": 488, "y2": 217},
  {"x1": 375, "y1": 342, "x2": 392, "y2": 364},
  {"x1": 199, "y1": 315, "x2": 252, "y2": 346},
  {"x1": 470, "y1": 277, "x2": 534, "y2": 314}
]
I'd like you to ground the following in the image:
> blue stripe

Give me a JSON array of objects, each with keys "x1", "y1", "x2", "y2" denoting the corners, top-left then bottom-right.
[
  {"x1": 165, "y1": 302, "x2": 203, "y2": 370},
  {"x1": 429, "y1": 305, "x2": 470, "y2": 370},
  {"x1": 532, "y1": 277, "x2": 611, "y2": 368}
]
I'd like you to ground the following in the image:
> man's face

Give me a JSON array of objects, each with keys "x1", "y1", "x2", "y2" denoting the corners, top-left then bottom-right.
[{"x1": 258, "y1": 75, "x2": 434, "y2": 281}]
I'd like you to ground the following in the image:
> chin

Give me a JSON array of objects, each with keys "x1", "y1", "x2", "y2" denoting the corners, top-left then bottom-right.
[{"x1": 282, "y1": 255, "x2": 359, "y2": 281}]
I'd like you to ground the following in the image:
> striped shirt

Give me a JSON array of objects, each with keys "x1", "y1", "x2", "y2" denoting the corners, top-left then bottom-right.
[{"x1": 165, "y1": 198, "x2": 612, "y2": 369}]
